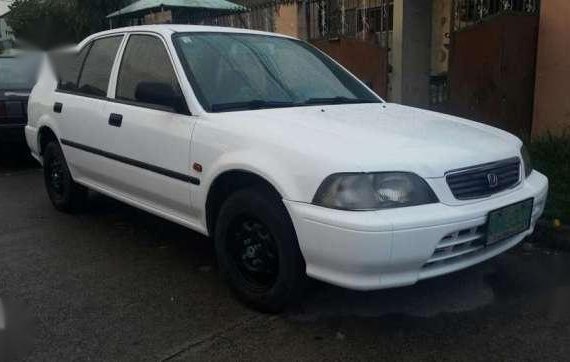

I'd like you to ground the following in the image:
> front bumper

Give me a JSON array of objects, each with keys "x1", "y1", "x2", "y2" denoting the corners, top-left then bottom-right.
[{"x1": 285, "y1": 171, "x2": 548, "y2": 290}]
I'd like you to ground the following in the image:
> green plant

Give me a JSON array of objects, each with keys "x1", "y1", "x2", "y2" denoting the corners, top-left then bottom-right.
[{"x1": 530, "y1": 132, "x2": 570, "y2": 225}]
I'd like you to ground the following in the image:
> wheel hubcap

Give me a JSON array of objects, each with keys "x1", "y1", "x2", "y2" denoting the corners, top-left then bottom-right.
[
  {"x1": 48, "y1": 158, "x2": 65, "y2": 196},
  {"x1": 229, "y1": 217, "x2": 279, "y2": 289}
]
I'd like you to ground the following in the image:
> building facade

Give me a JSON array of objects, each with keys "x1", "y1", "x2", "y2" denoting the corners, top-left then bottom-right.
[
  {"x1": 0, "y1": 9, "x2": 15, "y2": 44},
  {"x1": 109, "y1": 0, "x2": 566, "y2": 137}
]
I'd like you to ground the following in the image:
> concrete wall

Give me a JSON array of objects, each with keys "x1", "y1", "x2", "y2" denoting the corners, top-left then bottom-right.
[
  {"x1": 430, "y1": 0, "x2": 451, "y2": 76},
  {"x1": 390, "y1": 0, "x2": 404, "y2": 102},
  {"x1": 532, "y1": 0, "x2": 570, "y2": 137},
  {"x1": 400, "y1": 0, "x2": 432, "y2": 107},
  {"x1": 275, "y1": 4, "x2": 300, "y2": 37}
]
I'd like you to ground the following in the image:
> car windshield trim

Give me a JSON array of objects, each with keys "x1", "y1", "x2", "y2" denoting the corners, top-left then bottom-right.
[{"x1": 172, "y1": 32, "x2": 384, "y2": 113}]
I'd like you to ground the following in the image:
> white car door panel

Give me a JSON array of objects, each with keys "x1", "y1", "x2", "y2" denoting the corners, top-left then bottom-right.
[
  {"x1": 57, "y1": 95, "x2": 109, "y2": 180},
  {"x1": 98, "y1": 103, "x2": 195, "y2": 216},
  {"x1": 95, "y1": 33, "x2": 195, "y2": 218},
  {"x1": 53, "y1": 35, "x2": 124, "y2": 184}
]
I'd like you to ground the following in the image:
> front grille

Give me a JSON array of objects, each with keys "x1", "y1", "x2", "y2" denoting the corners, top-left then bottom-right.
[{"x1": 446, "y1": 158, "x2": 521, "y2": 200}]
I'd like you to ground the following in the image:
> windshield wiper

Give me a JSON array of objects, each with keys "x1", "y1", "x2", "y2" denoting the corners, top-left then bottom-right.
[
  {"x1": 301, "y1": 96, "x2": 380, "y2": 106},
  {"x1": 210, "y1": 97, "x2": 380, "y2": 112},
  {"x1": 211, "y1": 100, "x2": 295, "y2": 112}
]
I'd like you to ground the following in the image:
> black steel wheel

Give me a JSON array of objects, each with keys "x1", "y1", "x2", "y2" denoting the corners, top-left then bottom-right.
[
  {"x1": 215, "y1": 186, "x2": 306, "y2": 313},
  {"x1": 46, "y1": 154, "x2": 65, "y2": 198},
  {"x1": 227, "y1": 216, "x2": 279, "y2": 291},
  {"x1": 43, "y1": 142, "x2": 87, "y2": 213}
]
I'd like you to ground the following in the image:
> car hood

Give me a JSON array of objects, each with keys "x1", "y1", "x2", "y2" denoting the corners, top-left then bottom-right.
[{"x1": 209, "y1": 103, "x2": 522, "y2": 178}]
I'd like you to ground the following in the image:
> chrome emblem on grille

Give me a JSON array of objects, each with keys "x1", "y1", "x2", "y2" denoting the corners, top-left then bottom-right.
[{"x1": 487, "y1": 173, "x2": 499, "y2": 188}]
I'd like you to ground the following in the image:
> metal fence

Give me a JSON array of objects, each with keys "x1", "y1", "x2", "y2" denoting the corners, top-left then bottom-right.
[
  {"x1": 452, "y1": 0, "x2": 540, "y2": 31},
  {"x1": 191, "y1": 0, "x2": 394, "y2": 46},
  {"x1": 190, "y1": 6, "x2": 277, "y2": 33},
  {"x1": 305, "y1": 0, "x2": 393, "y2": 44}
]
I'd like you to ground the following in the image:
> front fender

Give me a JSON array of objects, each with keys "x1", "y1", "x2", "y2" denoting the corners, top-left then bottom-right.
[
  {"x1": 192, "y1": 147, "x2": 324, "y2": 233},
  {"x1": 197, "y1": 148, "x2": 307, "y2": 207}
]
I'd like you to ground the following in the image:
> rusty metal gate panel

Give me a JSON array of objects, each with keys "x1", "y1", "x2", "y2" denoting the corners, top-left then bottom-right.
[
  {"x1": 311, "y1": 37, "x2": 388, "y2": 98},
  {"x1": 448, "y1": 14, "x2": 539, "y2": 138}
]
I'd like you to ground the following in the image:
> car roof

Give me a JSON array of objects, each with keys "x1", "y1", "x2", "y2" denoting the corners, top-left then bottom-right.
[{"x1": 80, "y1": 24, "x2": 295, "y2": 47}]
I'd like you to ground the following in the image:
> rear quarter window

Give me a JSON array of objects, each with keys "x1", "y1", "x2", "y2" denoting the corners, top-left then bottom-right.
[
  {"x1": 52, "y1": 35, "x2": 123, "y2": 96},
  {"x1": 52, "y1": 45, "x2": 91, "y2": 92},
  {"x1": 76, "y1": 36, "x2": 123, "y2": 97}
]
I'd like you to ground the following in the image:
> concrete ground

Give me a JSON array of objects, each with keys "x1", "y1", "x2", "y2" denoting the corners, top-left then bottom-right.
[{"x1": 1, "y1": 147, "x2": 570, "y2": 361}]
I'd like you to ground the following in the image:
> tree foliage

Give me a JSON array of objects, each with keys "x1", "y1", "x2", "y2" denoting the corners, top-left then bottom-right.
[{"x1": 6, "y1": 0, "x2": 130, "y2": 49}]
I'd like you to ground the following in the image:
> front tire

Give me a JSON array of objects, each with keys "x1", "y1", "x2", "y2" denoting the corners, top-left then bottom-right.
[
  {"x1": 215, "y1": 187, "x2": 306, "y2": 313},
  {"x1": 43, "y1": 142, "x2": 87, "y2": 213}
]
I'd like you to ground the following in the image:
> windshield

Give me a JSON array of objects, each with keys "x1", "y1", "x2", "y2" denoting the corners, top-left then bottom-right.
[
  {"x1": 173, "y1": 33, "x2": 382, "y2": 112},
  {"x1": 0, "y1": 55, "x2": 41, "y2": 90}
]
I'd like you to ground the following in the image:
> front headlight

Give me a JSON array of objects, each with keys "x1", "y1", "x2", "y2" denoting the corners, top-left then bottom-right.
[
  {"x1": 521, "y1": 145, "x2": 532, "y2": 178},
  {"x1": 313, "y1": 172, "x2": 438, "y2": 211}
]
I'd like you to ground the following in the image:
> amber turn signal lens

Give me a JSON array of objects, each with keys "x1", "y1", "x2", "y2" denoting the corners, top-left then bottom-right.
[{"x1": 192, "y1": 163, "x2": 203, "y2": 173}]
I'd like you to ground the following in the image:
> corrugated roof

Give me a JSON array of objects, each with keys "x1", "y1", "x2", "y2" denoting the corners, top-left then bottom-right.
[{"x1": 107, "y1": 0, "x2": 243, "y2": 18}]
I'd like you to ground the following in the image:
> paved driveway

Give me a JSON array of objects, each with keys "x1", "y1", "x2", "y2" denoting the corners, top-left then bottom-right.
[{"x1": 1, "y1": 149, "x2": 570, "y2": 361}]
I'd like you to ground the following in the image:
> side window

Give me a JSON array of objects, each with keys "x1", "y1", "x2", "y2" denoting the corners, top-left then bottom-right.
[
  {"x1": 55, "y1": 44, "x2": 91, "y2": 92},
  {"x1": 116, "y1": 35, "x2": 185, "y2": 112},
  {"x1": 76, "y1": 36, "x2": 123, "y2": 97}
]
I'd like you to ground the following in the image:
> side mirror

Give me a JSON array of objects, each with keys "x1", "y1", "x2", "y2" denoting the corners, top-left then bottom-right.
[{"x1": 134, "y1": 81, "x2": 188, "y2": 114}]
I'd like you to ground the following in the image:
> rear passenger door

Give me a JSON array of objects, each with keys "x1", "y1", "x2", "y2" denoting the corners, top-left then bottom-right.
[
  {"x1": 102, "y1": 33, "x2": 196, "y2": 219},
  {"x1": 54, "y1": 35, "x2": 124, "y2": 182}
]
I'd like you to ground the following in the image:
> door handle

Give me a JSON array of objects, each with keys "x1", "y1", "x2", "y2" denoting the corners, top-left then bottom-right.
[
  {"x1": 53, "y1": 102, "x2": 63, "y2": 113},
  {"x1": 108, "y1": 113, "x2": 123, "y2": 127}
]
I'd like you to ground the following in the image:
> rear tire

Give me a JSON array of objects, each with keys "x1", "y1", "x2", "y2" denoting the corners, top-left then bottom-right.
[
  {"x1": 214, "y1": 187, "x2": 306, "y2": 313},
  {"x1": 43, "y1": 142, "x2": 88, "y2": 213}
]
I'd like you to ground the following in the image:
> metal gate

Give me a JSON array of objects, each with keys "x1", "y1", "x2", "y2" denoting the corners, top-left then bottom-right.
[
  {"x1": 311, "y1": 37, "x2": 388, "y2": 97},
  {"x1": 448, "y1": 0, "x2": 540, "y2": 138},
  {"x1": 306, "y1": 0, "x2": 391, "y2": 97}
]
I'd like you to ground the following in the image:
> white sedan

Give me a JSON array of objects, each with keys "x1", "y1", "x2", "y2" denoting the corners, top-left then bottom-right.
[{"x1": 26, "y1": 25, "x2": 548, "y2": 312}]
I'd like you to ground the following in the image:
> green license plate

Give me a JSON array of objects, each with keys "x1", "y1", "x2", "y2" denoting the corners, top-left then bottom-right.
[{"x1": 487, "y1": 198, "x2": 533, "y2": 245}]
